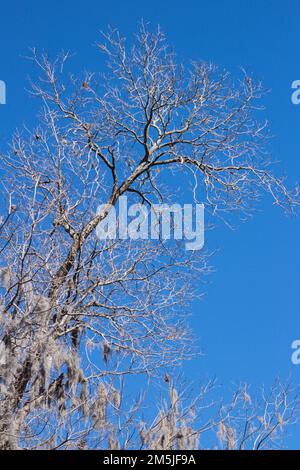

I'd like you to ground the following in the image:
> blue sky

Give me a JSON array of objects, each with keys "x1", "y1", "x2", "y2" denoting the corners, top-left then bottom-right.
[{"x1": 1, "y1": 0, "x2": 300, "y2": 448}]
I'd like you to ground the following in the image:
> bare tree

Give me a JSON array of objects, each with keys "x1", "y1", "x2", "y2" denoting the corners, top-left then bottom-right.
[{"x1": 0, "y1": 23, "x2": 298, "y2": 450}]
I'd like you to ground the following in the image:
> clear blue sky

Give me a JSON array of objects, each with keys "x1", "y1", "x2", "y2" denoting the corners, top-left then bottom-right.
[{"x1": 1, "y1": 0, "x2": 300, "y2": 448}]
